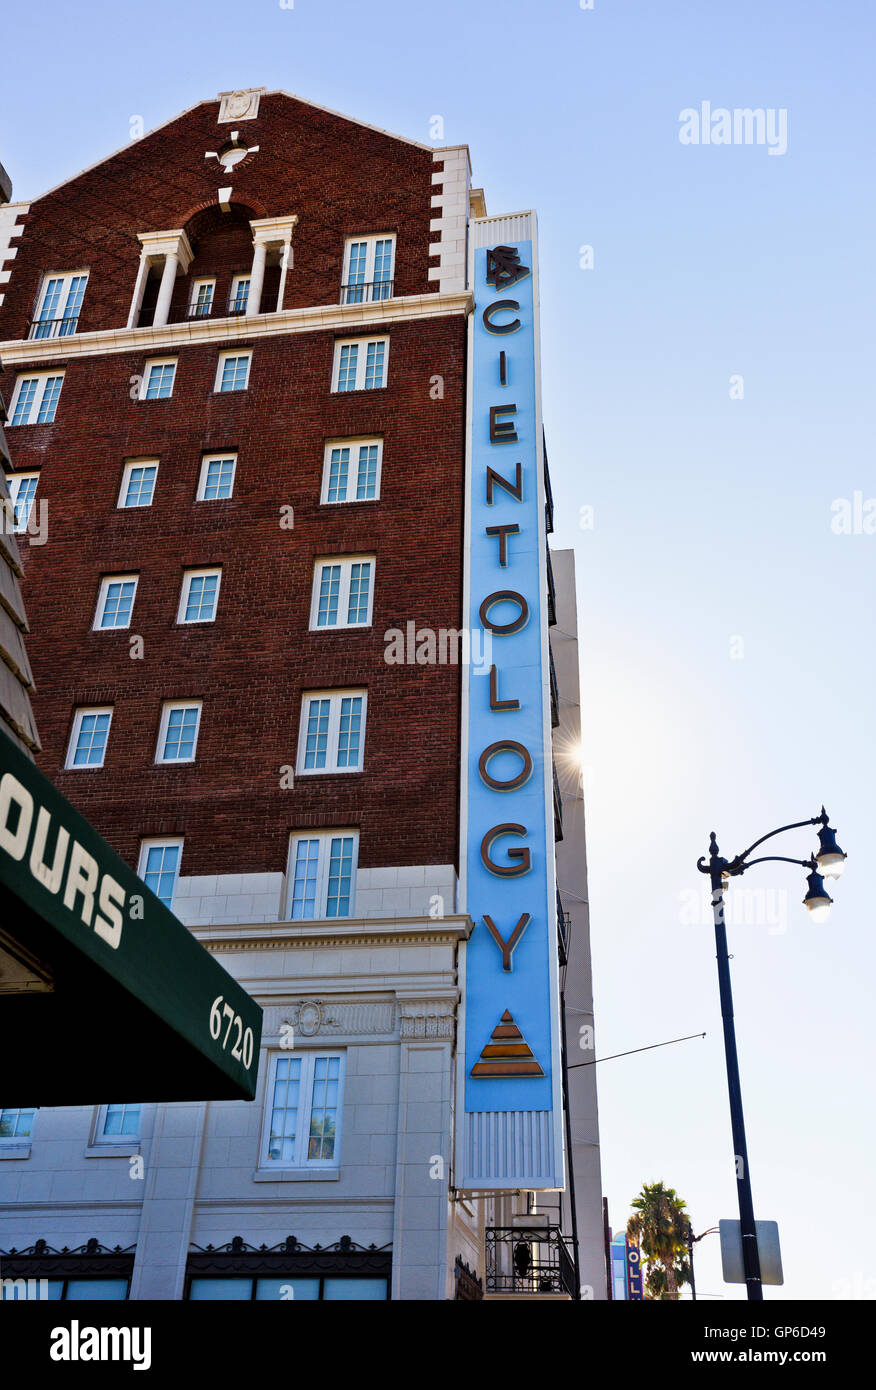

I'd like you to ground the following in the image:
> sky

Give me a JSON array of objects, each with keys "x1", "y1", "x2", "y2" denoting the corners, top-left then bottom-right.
[{"x1": 3, "y1": 0, "x2": 874, "y2": 1301}]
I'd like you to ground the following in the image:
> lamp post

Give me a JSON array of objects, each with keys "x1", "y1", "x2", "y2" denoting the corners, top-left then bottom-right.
[
  {"x1": 697, "y1": 807, "x2": 846, "y2": 1301},
  {"x1": 686, "y1": 1223, "x2": 718, "y2": 1301}
]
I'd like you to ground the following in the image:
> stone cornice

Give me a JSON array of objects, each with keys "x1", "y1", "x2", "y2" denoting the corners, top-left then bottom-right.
[
  {"x1": 0, "y1": 291, "x2": 473, "y2": 366},
  {"x1": 193, "y1": 913, "x2": 473, "y2": 954}
]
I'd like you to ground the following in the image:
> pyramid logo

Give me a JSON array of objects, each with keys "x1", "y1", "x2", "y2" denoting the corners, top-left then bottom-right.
[{"x1": 471, "y1": 1009, "x2": 545, "y2": 1078}]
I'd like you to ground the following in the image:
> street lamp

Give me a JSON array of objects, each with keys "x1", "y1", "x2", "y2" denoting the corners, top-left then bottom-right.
[{"x1": 696, "y1": 807, "x2": 846, "y2": 1301}]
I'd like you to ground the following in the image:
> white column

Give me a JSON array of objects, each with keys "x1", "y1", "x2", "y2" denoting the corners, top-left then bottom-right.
[
  {"x1": 276, "y1": 237, "x2": 292, "y2": 312},
  {"x1": 153, "y1": 252, "x2": 179, "y2": 328},
  {"x1": 247, "y1": 240, "x2": 267, "y2": 317},
  {"x1": 127, "y1": 253, "x2": 151, "y2": 329}
]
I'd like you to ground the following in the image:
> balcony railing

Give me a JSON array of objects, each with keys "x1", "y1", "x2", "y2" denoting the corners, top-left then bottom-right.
[
  {"x1": 485, "y1": 1226, "x2": 577, "y2": 1297},
  {"x1": 28, "y1": 316, "x2": 80, "y2": 340},
  {"x1": 546, "y1": 548, "x2": 557, "y2": 627},
  {"x1": 340, "y1": 279, "x2": 395, "y2": 305},
  {"x1": 543, "y1": 430, "x2": 555, "y2": 535},
  {"x1": 227, "y1": 295, "x2": 249, "y2": 315}
]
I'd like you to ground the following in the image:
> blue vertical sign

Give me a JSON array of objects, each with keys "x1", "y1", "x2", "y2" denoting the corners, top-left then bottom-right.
[{"x1": 459, "y1": 223, "x2": 563, "y2": 1188}]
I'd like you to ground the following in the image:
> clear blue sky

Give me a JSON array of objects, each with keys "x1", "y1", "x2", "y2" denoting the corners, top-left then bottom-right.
[{"x1": 4, "y1": 0, "x2": 873, "y2": 1301}]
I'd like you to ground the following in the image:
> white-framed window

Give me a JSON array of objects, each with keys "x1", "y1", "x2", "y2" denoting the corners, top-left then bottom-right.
[
  {"x1": 228, "y1": 274, "x2": 251, "y2": 314},
  {"x1": 321, "y1": 438, "x2": 382, "y2": 503},
  {"x1": 331, "y1": 337, "x2": 388, "y2": 392},
  {"x1": 286, "y1": 830, "x2": 359, "y2": 920},
  {"x1": 297, "y1": 690, "x2": 366, "y2": 775},
  {"x1": 156, "y1": 701, "x2": 202, "y2": 764},
  {"x1": 0, "y1": 1107, "x2": 37, "y2": 1142},
  {"x1": 96, "y1": 1103, "x2": 141, "y2": 1141},
  {"x1": 310, "y1": 556, "x2": 374, "y2": 630},
  {"x1": 31, "y1": 270, "x2": 88, "y2": 338},
  {"x1": 189, "y1": 278, "x2": 215, "y2": 318},
  {"x1": 66, "y1": 707, "x2": 113, "y2": 769},
  {"x1": 118, "y1": 459, "x2": 158, "y2": 509},
  {"x1": 8, "y1": 371, "x2": 65, "y2": 426},
  {"x1": 261, "y1": 1051, "x2": 345, "y2": 1168},
  {"x1": 341, "y1": 234, "x2": 395, "y2": 304},
  {"x1": 178, "y1": 567, "x2": 222, "y2": 624},
  {"x1": 138, "y1": 838, "x2": 183, "y2": 909},
  {"x1": 4, "y1": 473, "x2": 39, "y2": 531},
  {"x1": 140, "y1": 358, "x2": 177, "y2": 401},
  {"x1": 215, "y1": 350, "x2": 251, "y2": 392},
  {"x1": 197, "y1": 453, "x2": 237, "y2": 501},
  {"x1": 94, "y1": 575, "x2": 138, "y2": 630}
]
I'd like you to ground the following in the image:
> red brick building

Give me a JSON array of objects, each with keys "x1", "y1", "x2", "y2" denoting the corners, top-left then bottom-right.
[{"x1": 0, "y1": 89, "x2": 604, "y2": 1302}]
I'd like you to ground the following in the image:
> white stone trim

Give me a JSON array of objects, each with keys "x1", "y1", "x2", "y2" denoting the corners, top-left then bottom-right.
[
  {"x1": 429, "y1": 149, "x2": 470, "y2": 294},
  {"x1": 0, "y1": 290, "x2": 473, "y2": 365}
]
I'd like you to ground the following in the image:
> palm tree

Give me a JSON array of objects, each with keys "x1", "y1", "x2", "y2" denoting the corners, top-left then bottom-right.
[{"x1": 626, "y1": 1181, "x2": 692, "y2": 1300}]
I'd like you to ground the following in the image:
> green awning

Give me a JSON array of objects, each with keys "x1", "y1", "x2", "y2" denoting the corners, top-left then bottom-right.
[{"x1": 0, "y1": 726, "x2": 262, "y2": 1103}]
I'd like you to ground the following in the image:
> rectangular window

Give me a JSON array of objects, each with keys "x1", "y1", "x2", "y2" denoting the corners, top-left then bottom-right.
[
  {"x1": 66, "y1": 707, "x2": 113, "y2": 769},
  {"x1": 118, "y1": 460, "x2": 158, "y2": 509},
  {"x1": 0, "y1": 1107, "x2": 36, "y2": 1140},
  {"x1": 197, "y1": 453, "x2": 237, "y2": 501},
  {"x1": 310, "y1": 556, "x2": 374, "y2": 630},
  {"x1": 287, "y1": 830, "x2": 358, "y2": 920},
  {"x1": 94, "y1": 575, "x2": 138, "y2": 630},
  {"x1": 321, "y1": 438, "x2": 382, "y2": 503},
  {"x1": 215, "y1": 351, "x2": 251, "y2": 392},
  {"x1": 4, "y1": 473, "x2": 39, "y2": 531},
  {"x1": 8, "y1": 372, "x2": 65, "y2": 426},
  {"x1": 138, "y1": 839, "x2": 182, "y2": 909},
  {"x1": 187, "y1": 1275, "x2": 386, "y2": 1301},
  {"x1": 98, "y1": 1104, "x2": 141, "y2": 1139},
  {"x1": 156, "y1": 701, "x2": 202, "y2": 764},
  {"x1": 178, "y1": 567, "x2": 221, "y2": 624},
  {"x1": 228, "y1": 274, "x2": 250, "y2": 314},
  {"x1": 297, "y1": 691, "x2": 366, "y2": 774},
  {"x1": 189, "y1": 278, "x2": 215, "y2": 318},
  {"x1": 331, "y1": 337, "x2": 388, "y2": 392},
  {"x1": 341, "y1": 235, "x2": 395, "y2": 304},
  {"x1": 140, "y1": 359, "x2": 177, "y2": 401},
  {"x1": 262, "y1": 1051, "x2": 345, "y2": 1168},
  {"x1": 31, "y1": 271, "x2": 88, "y2": 338}
]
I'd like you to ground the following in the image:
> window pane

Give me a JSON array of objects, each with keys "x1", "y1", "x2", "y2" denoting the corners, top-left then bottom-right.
[
  {"x1": 123, "y1": 465, "x2": 157, "y2": 508},
  {"x1": 307, "y1": 1056, "x2": 339, "y2": 1161},
  {"x1": 356, "y1": 445, "x2": 378, "y2": 500},
  {"x1": 323, "y1": 1278, "x2": 388, "y2": 1301},
  {"x1": 267, "y1": 1055, "x2": 301, "y2": 1161},
  {"x1": 11, "y1": 380, "x2": 38, "y2": 425},
  {"x1": 255, "y1": 1278, "x2": 320, "y2": 1301},
  {"x1": 12, "y1": 477, "x2": 38, "y2": 530},
  {"x1": 103, "y1": 1103, "x2": 140, "y2": 1137},
  {"x1": 316, "y1": 565, "x2": 340, "y2": 626},
  {"x1": 202, "y1": 458, "x2": 234, "y2": 500},
  {"x1": 36, "y1": 376, "x2": 64, "y2": 423},
  {"x1": 336, "y1": 696, "x2": 362, "y2": 767},
  {"x1": 373, "y1": 239, "x2": 393, "y2": 285},
  {"x1": 188, "y1": 1278, "x2": 252, "y2": 1301},
  {"x1": 0, "y1": 1107, "x2": 36, "y2": 1139},
  {"x1": 143, "y1": 844, "x2": 180, "y2": 907},
  {"x1": 364, "y1": 341, "x2": 385, "y2": 389},
  {"x1": 303, "y1": 698, "x2": 329, "y2": 769},
  {"x1": 184, "y1": 573, "x2": 218, "y2": 622},
  {"x1": 162, "y1": 707, "x2": 199, "y2": 760},
  {"x1": 327, "y1": 448, "x2": 349, "y2": 502},
  {"x1": 347, "y1": 563, "x2": 371, "y2": 625},
  {"x1": 336, "y1": 344, "x2": 358, "y2": 392},
  {"x1": 65, "y1": 1280, "x2": 129, "y2": 1301},
  {"x1": 99, "y1": 580, "x2": 136, "y2": 628},
  {"x1": 290, "y1": 839, "x2": 320, "y2": 919},
  {"x1": 72, "y1": 711, "x2": 111, "y2": 766},
  {"x1": 144, "y1": 363, "x2": 175, "y2": 400},
  {"x1": 326, "y1": 835, "x2": 354, "y2": 917}
]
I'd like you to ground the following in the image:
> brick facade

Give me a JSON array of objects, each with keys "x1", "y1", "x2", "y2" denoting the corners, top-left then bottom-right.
[{"x1": 0, "y1": 93, "x2": 467, "y2": 879}]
